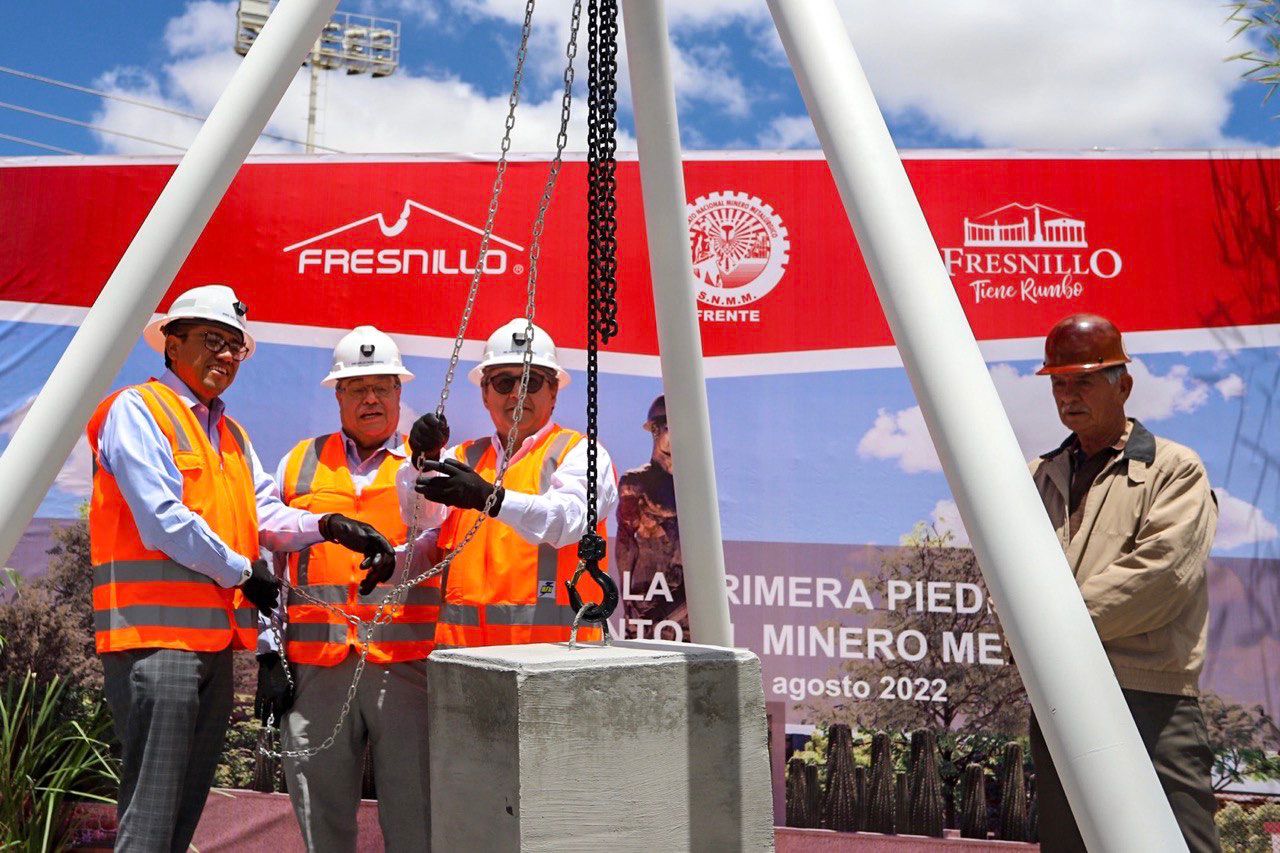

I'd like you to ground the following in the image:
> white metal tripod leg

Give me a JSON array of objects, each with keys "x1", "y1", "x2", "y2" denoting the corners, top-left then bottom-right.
[
  {"x1": 621, "y1": 0, "x2": 733, "y2": 648},
  {"x1": 765, "y1": 0, "x2": 1185, "y2": 849},
  {"x1": 0, "y1": 0, "x2": 342, "y2": 566}
]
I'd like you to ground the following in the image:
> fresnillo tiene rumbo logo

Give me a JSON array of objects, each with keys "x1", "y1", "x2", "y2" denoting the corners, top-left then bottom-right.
[{"x1": 943, "y1": 202, "x2": 1123, "y2": 305}]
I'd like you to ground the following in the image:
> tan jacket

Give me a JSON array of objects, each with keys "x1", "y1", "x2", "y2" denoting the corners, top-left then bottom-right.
[{"x1": 1030, "y1": 419, "x2": 1217, "y2": 696}]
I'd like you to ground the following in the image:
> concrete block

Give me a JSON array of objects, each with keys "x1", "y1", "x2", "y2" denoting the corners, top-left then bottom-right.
[{"x1": 428, "y1": 640, "x2": 774, "y2": 852}]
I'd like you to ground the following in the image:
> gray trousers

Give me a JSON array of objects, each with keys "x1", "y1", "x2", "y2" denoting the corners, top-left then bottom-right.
[
  {"x1": 102, "y1": 648, "x2": 234, "y2": 853},
  {"x1": 1031, "y1": 689, "x2": 1220, "y2": 852},
  {"x1": 283, "y1": 656, "x2": 431, "y2": 853}
]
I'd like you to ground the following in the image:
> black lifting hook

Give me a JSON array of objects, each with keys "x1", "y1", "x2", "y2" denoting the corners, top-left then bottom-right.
[{"x1": 566, "y1": 532, "x2": 619, "y2": 623}]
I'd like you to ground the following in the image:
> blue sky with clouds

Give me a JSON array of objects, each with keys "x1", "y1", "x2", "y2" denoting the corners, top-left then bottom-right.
[
  {"x1": 4, "y1": 329, "x2": 1278, "y2": 560},
  {"x1": 1, "y1": 0, "x2": 1279, "y2": 157}
]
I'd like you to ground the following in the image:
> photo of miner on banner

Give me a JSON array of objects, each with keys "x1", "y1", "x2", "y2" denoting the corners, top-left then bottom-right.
[{"x1": 616, "y1": 395, "x2": 688, "y2": 641}]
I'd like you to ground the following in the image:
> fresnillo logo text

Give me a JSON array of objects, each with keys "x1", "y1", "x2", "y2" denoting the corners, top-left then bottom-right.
[{"x1": 942, "y1": 202, "x2": 1123, "y2": 305}]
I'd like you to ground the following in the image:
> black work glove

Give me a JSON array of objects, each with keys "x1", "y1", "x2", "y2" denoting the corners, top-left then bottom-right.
[
  {"x1": 319, "y1": 514, "x2": 397, "y2": 595},
  {"x1": 254, "y1": 652, "x2": 293, "y2": 728},
  {"x1": 241, "y1": 558, "x2": 280, "y2": 615},
  {"x1": 408, "y1": 413, "x2": 450, "y2": 469},
  {"x1": 415, "y1": 458, "x2": 504, "y2": 517}
]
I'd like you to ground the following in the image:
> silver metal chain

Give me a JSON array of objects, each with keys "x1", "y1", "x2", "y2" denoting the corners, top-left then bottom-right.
[
  {"x1": 435, "y1": 0, "x2": 540, "y2": 420},
  {"x1": 260, "y1": 0, "x2": 584, "y2": 761}
]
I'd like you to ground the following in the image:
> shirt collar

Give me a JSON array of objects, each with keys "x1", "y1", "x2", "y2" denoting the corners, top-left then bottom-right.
[
  {"x1": 338, "y1": 430, "x2": 406, "y2": 459},
  {"x1": 158, "y1": 369, "x2": 224, "y2": 421},
  {"x1": 1042, "y1": 417, "x2": 1153, "y2": 463},
  {"x1": 491, "y1": 420, "x2": 556, "y2": 466}
]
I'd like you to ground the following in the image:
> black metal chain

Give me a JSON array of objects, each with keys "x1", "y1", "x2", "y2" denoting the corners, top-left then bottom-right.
[{"x1": 569, "y1": 0, "x2": 621, "y2": 629}]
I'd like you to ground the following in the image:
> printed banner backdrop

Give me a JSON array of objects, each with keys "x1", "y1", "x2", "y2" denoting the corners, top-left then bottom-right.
[{"x1": 2, "y1": 152, "x2": 1279, "y2": 740}]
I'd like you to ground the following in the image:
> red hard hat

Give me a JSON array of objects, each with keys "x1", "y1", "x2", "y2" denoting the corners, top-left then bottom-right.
[{"x1": 1036, "y1": 313, "x2": 1131, "y2": 376}]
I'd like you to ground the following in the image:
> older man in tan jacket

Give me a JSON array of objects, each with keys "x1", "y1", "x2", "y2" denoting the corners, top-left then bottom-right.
[{"x1": 1029, "y1": 313, "x2": 1220, "y2": 853}]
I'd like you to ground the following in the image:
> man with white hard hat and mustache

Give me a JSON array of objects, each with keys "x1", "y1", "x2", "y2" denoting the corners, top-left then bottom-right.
[
  {"x1": 399, "y1": 318, "x2": 619, "y2": 648},
  {"x1": 86, "y1": 286, "x2": 395, "y2": 852},
  {"x1": 260, "y1": 325, "x2": 442, "y2": 852}
]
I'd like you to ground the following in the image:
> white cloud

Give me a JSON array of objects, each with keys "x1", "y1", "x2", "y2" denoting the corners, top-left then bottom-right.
[
  {"x1": 860, "y1": 358, "x2": 1213, "y2": 474},
  {"x1": 821, "y1": 0, "x2": 1251, "y2": 148},
  {"x1": 446, "y1": 0, "x2": 754, "y2": 126},
  {"x1": 165, "y1": 0, "x2": 235, "y2": 56},
  {"x1": 757, "y1": 114, "x2": 818, "y2": 150},
  {"x1": 1213, "y1": 489, "x2": 1280, "y2": 551},
  {"x1": 91, "y1": 1, "x2": 634, "y2": 155},
  {"x1": 1216, "y1": 373, "x2": 1245, "y2": 400},
  {"x1": 0, "y1": 397, "x2": 93, "y2": 498},
  {"x1": 929, "y1": 499, "x2": 970, "y2": 547},
  {"x1": 857, "y1": 406, "x2": 940, "y2": 473},
  {"x1": 85, "y1": 0, "x2": 1260, "y2": 156},
  {"x1": 1127, "y1": 361, "x2": 1210, "y2": 420}
]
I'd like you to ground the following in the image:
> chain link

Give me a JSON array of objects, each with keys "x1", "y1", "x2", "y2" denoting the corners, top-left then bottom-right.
[
  {"x1": 564, "y1": 0, "x2": 622, "y2": 639},
  {"x1": 260, "y1": 0, "x2": 585, "y2": 761},
  {"x1": 435, "y1": 0, "x2": 540, "y2": 420}
]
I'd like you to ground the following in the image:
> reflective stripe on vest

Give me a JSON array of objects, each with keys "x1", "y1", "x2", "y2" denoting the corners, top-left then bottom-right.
[
  {"x1": 434, "y1": 426, "x2": 608, "y2": 647},
  {"x1": 280, "y1": 432, "x2": 436, "y2": 665},
  {"x1": 94, "y1": 601, "x2": 258, "y2": 633},
  {"x1": 87, "y1": 382, "x2": 259, "y2": 654}
]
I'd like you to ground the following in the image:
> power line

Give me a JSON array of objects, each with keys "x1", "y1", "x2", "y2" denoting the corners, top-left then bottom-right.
[
  {"x1": 0, "y1": 99, "x2": 186, "y2": 151},
  {"x1": 0, "y1": 131, "x2": 81, "y2": 155},
  {"x1": 0, "y1": 64, "x2": 343, "y2": 153}
]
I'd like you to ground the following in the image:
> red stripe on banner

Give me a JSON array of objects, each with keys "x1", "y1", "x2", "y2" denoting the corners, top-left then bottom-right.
[{"x1": 2, "y1": 155, "x2": 1277, "y2": 355}]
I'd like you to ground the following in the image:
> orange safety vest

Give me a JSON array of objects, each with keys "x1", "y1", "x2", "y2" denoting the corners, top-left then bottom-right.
[
  {"x1": 279, "y1": 433, "x2": 439, "y2": 665},
  {"x1": 87, "y1": 380, "x2": 260, "y2": 654},
  {"x1": 435, "y1": 424, "x2": 608, "y2": 647}
]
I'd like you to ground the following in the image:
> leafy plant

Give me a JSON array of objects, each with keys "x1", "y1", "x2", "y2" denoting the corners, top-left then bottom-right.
[
  {"x1": 0, "y1": 672, "x2": 119, "y2": 851},
  {"x1": 1228, "y1": 1, "x2": 1280, "y2": 108}
]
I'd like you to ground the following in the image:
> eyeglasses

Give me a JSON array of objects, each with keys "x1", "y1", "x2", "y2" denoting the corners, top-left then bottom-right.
[
  {"x1": 175, "y1": 330, "x2": 250, "y2": 362},
  {"x1": 338, "y1": 381, "x2": 400, "y2": 399},
  {"x1": 483, "y1": 371, "x2": 554, "y2": 395}
]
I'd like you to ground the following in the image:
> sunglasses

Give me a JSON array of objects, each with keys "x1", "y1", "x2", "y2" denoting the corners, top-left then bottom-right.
[
  {"x1": 484, "y1": 371, "x2": 555, "y2": 395},
  {"x1": 174, "y1": 330, "x2": 250, "y2": 362}
]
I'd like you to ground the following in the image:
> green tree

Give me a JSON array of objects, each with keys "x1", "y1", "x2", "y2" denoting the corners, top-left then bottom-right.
[
  {"x1": 1201, "y1": 691, "x2": 1280, "y2": 791},
  {"x1": 832, "y1": 525, "x2": 1028, "y2": 736},
  {"x1": 0, "y1": 514, "x2": 100, "y2": 692},
  {"x1": 1215, "y1": 802, "x2": 1280, "y2": 853}
]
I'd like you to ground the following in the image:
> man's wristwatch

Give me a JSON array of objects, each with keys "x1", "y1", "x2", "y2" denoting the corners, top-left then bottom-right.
[{"x1": 238, "y1": 563, "x2": 252, "y2": 586}]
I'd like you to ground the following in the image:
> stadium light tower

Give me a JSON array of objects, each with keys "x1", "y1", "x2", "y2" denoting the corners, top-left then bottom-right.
[{"x1": 236, "y1": 0, "x2": 399, "y2": 152}]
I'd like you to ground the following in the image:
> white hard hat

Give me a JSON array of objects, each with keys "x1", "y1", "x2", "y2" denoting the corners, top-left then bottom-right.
[
  {"x1": 143, "y1": 284, "x2": 255, "y2": 357},
  {"x1": 322, "y1": 325, "x2": 415, "y2": 387},
  {"x1": 467, "y1": 318, "x2": 570, "y2": 388}
]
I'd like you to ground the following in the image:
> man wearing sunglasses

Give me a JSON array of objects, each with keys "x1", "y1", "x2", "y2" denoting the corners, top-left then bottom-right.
[
  {"x1": 260, "y1": 325, "x2": 443, "y2": 852},
  {"x1": 400, "y1": 318, "x2": 619, "y2": 648},
  {"x1": 86, "y1": 285, "x2": 396, "y2": 852}
]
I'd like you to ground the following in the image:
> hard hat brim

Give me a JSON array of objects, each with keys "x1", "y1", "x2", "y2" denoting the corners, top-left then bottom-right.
[
  {"x1": 1035, "y1": 356, "x2": 1130, "y2": 376},
  {"x1": 142, "y1": 313, "x2": 257, "y2": 358},
  {"x1": 468, "y1": 355, "x2": 571, "y2": 389},
  {"x1": 322, "y1": 364, "x2": 415, "y2": 387}
]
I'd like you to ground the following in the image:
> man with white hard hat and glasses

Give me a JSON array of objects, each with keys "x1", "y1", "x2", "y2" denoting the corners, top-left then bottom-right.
[
  {"x1": 87, "y1": 286, "x2": 396, "y2": 851},
  {"x1": 258, "y1": 325, "x2": 442, "y2": 852},
  {"x1": 400, "y1": 318, "x2": 620, "y2": 648}
]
